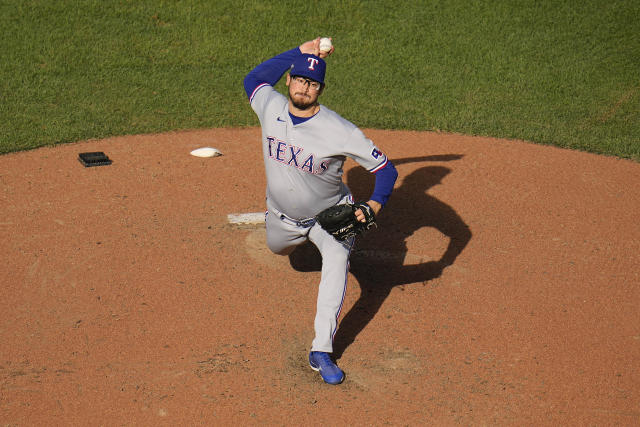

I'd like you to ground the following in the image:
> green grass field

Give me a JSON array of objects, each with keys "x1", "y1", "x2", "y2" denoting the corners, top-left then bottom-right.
[{"x1": 1, "y1": 0, "x2": 638, "y2": 159}]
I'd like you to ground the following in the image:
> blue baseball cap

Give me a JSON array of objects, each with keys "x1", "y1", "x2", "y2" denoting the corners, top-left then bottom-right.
[{"x1": 290, "y1": 54, "x2": 326, "y2": 84}]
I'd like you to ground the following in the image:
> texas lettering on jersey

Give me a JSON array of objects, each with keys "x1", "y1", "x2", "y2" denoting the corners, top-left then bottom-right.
[{"x1": 266, "y1": 136, "x2": 330, "y2": 175}]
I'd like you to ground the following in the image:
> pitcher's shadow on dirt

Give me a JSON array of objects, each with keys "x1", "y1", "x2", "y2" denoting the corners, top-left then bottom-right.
[{"x1": 288, "y1": 155, "x2": 472, "y2": 359}]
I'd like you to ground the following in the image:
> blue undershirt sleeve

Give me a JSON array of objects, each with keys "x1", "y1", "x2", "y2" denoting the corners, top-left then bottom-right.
[
  {"x1": 370, "y1": 161, "x2": 398, "y2": 207},
  {"x1": 243, "y1": 47, "x2": 301, "y2": 100}
]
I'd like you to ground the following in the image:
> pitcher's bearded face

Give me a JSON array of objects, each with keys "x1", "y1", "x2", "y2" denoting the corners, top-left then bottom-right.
[
  {"x1": 289, "y1": 90, "x2": 316, "y2": 110},
  {"x1": 287, "y1": 75, "x2": 322, "y2": 110}
]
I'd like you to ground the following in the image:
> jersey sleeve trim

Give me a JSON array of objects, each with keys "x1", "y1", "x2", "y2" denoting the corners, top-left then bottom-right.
[
  {"x1": 250, "y1": 83, "x2": 270, "y2": 104},
  {"x1": 369, "y1": 157, "x2": 388, "y2": 173}
]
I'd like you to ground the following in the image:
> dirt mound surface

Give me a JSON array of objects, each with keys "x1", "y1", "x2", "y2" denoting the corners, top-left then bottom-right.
[{"x1": 1, "y1": 128, "x2": 638, "y2": 425}]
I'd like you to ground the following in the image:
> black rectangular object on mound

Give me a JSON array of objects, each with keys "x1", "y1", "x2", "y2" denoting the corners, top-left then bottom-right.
[{"x1": 78, "y1": 152, "x2": 112, "y2": 167}]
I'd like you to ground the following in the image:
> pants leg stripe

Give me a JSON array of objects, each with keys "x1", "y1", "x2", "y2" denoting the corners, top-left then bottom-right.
[{"x1": 331, "y1": 243, "x2": 353, "y2": 342}]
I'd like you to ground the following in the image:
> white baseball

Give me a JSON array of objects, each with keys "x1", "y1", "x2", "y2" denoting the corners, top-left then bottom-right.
[{"x1": 319, "y1": 37, "x2": 332, "y2": 52}]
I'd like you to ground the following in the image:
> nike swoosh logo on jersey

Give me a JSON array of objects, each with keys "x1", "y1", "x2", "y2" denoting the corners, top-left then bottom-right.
[{"x1": 277, "y1": 117, "x2": 286, "y2": 122}]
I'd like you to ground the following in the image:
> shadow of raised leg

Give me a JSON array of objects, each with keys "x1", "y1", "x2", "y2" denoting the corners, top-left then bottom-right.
[{"x1": 333, "y1": 162, "x2": 472, "y2": 360}]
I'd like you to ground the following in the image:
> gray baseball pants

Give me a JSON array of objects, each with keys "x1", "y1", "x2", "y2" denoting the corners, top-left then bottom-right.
[{"x1": 265, "y1": 201, "x2": 354, "y2": 353}]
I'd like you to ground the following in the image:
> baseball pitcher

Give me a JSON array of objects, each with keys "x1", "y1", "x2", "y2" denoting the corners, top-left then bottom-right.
[{"x1": 243, "y1": 38, "x2": 398, "y2": 384}]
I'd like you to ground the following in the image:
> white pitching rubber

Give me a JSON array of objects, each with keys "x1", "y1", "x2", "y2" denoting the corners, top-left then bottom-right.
[{"x1": 227, "y1": 212, "x2": 265, "y2": 225}]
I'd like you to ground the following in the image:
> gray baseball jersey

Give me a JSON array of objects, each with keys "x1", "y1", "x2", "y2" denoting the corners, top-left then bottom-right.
[{"x1": 250, "y1": 85, "x2": 388, "y2": 220}]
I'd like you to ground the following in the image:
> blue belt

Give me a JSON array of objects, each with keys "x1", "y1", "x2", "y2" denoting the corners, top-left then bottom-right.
[
  {"x1": 267, "y1": 201, "x2": 317, "y2": 228},
  {"x1": 279, "y1": 214, "x2": 316, "y2": 228}
]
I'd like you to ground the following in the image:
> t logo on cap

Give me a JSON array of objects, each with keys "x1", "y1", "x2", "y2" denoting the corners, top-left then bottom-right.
[
  {"x1": 290, "y1": 53, "x2": 326, "y2": 85},
  {"x1": 307, "y1": 57, "x2": 319, "y2": 70}
]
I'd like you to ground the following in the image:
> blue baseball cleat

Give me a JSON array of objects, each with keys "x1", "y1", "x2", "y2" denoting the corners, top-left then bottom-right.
[{"x1": 309, "y1": 351, "x2": 345, "y2": 385}]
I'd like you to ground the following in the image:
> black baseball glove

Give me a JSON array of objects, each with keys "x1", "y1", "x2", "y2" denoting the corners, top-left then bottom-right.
[{"x1": 315, "y1": 202, "x2": 376, "y2": 241}]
